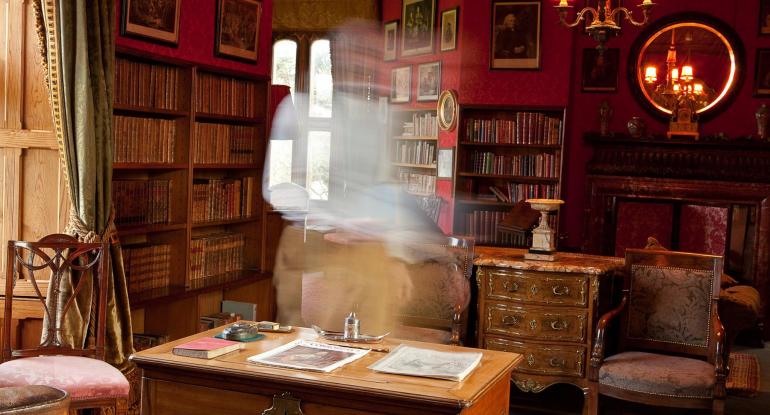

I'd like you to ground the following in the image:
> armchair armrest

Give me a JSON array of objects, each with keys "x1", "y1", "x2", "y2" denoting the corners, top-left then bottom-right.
[
  {"x1": 711, "y1": 306, "x2": 727, "y2": 399},
  {"x1": 589, "y1": 292, "x2": 628, "y2": 381}
]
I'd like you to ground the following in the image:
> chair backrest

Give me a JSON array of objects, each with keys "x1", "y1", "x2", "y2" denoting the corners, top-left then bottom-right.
[
  {"x1": 2, "y1": 234, "x2": 109, "y2": 362},
  {"x1": 398, "y1": 236, "x2": 475, "y2": 343},
  {"x1": 620, "y1": 248, "x2": 722, "y2": 359}
]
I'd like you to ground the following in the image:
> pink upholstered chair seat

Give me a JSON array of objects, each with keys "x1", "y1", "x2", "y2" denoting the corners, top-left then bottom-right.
[
  {"x1": 598, "y1": 351, "x2": 716, "y2": 398},
  {"x1": 0, "y1": 356, "x2": 129, "y2": 401}
]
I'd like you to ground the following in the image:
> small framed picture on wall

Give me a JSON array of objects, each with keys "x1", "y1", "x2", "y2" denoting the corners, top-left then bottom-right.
[
  {"x1": 121, "y1": 0, "x2": 182, "y2": 45},
  {"x1": 754, "y1": 49, "x2": 770, "y2": 96},
  {"x1": 215, "y1": 0, "x2": 263, "y2": 62},
  {"x1": 581, "y1": 48, "x2": 619, "y2": 92},
  {"x1": 490, "y1": 1, "x2": 541, "y2": 70},
  {"x1": 417, "y1": 62, "x2": 441, "y2": 101},
  {"x1": 440, "y1": 8, "x2": 458, "y2": 52},
  {"x1": 391, "y1": 66, "x2": 412, "y2": 103},
  {"x1": 384, "y1": 21, "x2": 399, "y2": 61},
  {"x1": 401, "y1": 0, "x2": 436, "y2": 57},
  {"x1": 760, "y1": 0, "x2": 770, "y2": 35},
  {"x1": 437, "y1": 148, "x2": 454, "y2": 179}
]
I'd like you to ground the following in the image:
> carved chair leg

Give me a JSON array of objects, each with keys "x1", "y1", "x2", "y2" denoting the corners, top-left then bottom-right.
[
  {"x1": 115, "y1": 397, "x2": 129, "y2": 415},
  {"x1": 583, "y1": 383, "x2": 599, "y2": 415}
]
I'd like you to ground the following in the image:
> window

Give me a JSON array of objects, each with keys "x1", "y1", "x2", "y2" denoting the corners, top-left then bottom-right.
[{"x1": 270, "y1": 35, "x2": 333, "y2": 201}]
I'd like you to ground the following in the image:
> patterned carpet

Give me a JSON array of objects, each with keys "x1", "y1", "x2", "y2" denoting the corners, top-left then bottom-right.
[{"x1": 727, "y1": 353, "x2": 760, "y2": 398}]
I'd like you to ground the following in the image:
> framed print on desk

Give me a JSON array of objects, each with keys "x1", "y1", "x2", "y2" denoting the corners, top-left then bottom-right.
[
  {"x1": 391, "y1": 66, "x2": 412, "y2": 103},
  {"x1": 215, "y1": 0, "x2": 262, "y2": 62},
  {"x1": 437, "y1": 148, "x2": 454, "y2": 179},
  {"x1": 121, "y1": 0, "x2": 181, "y2": 45},
  {"x1": 490, "y1": 1, "x2": 541, "y2": 69},
  {"x1": 384, "y1": 21, "x2": 398, "y2": 61},
  {"x1": 401, "y1": 0, "x2": 436, "y2": 57}
]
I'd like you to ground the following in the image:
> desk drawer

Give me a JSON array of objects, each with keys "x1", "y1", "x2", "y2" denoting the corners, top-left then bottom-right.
[
  {"x1": 484, "y1": 302, "x2": 587, "y2": 343},
  {"x1": 485, "y1": 337, "x2": 585, "y2": 378},
  {"x1": 484, "y1": 269, "x2": 588, "y2": 307}
]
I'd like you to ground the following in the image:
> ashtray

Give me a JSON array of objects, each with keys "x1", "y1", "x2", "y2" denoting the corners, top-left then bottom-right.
[
  {"x1": 222, "y1": 322, "x2": 260, "y2": 341},
  {"x1": 312, "y1": 325, "x2": 388, "y2": 344}
]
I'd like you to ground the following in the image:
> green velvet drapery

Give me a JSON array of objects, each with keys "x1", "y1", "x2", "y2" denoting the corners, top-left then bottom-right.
[{"x1": 35, "y1": 0, "x2": 134, "y2": 373}]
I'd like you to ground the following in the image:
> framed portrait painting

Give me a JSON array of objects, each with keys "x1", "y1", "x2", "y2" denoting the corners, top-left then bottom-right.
[
  {"x1": 401, "y1": 0, "x2": 436, "y2": 57},
  {"x1": 581, "y1": 48, "x2": 619, "y2": 92},
  {"x1": 121, "y1": 0, "x2": 181, "y2": 45},
  {"x1": 490, "y1": 1, "x2": 541, "y2": 70},
  {"x1": 215, "y1": 0, "x2": 262, "y2": 62},
  {"x1": 391, "y1": 66, "x2": 412, "y2": 103},
  {"x1": 760, "y1": 0, "x2": 770, "y2": 35},
  {"x1": 437, "y1": 89, "x2": 458, "y2": 131},
  {"x1": 440, "y1": 8, "x2": 458, "y2": 52},
  {"x1": 417, "y1": 62, "x2": 441, "y2": 101},
  {"x1": 384, "y1": 21, "x2": 398, "y2": 61},
  {"x1": 754, "y1": 49, "x2": 770, "y2": 96}
]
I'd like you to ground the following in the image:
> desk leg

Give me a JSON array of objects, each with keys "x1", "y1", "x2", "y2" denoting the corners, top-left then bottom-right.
[
  {"x1": 140, "y1": 376, "x2": 154, "y2": 415},
  {"x1": 583, "y1": 383, "x2": 598, "y2": 415}
]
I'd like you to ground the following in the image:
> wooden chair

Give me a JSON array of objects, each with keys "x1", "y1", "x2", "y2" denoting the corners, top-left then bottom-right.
[
  {"x1": 0, "y1": 234, "x2": 129, "y2": 415},
  {"x1": 395, "y1": 236, "x2": 475, "y2": 345},
  {"x1": 588, "y1": 248, "x2": 726, "y2": 414},
  {"x1": 0, "y1": 385, "x2": 69, "y2": 414}
]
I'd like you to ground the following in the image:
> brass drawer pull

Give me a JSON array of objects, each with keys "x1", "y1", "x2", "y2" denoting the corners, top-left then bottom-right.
[
  {"x1": 549, "y1": 357, "x2": 566, "y2": 368},
  {"x1": 552, "y1": 285, "x2": 570, "y2": 296},
  {"x1": 502, "y1": 315, "x2": 521, "y2": 326},
  {"x1": 550, "y1": 320, "x2": 568, "y2": 330},
  {"x1": 503, "y1": 281, "x2": 519, "y2": 292}
]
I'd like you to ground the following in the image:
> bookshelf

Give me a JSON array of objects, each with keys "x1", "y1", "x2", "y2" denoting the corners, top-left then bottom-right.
[
  {"x1": 113, "y1": 49, "x2": 272, "y2": 340},
  {"x1": 390, "y1": 109, "x2": 438, "y2": 196},
  {"x1": 452, "y1": 106, "x2": 566, "y2": 247}
]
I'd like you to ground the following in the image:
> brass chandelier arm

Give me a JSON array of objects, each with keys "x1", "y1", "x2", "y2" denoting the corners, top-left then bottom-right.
[
  {"x1": 610, "y1": 7, "x2": 654, "y2": 27},
  {"x1": 557, "y1": 7, "x2": 598, "y2": 29}
]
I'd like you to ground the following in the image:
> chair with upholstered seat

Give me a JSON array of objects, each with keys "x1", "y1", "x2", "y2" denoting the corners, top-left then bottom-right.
[
  {"x1": 0, "y1": 234, "x2": 129, "y2": 414},
  {"x1": 0, "y1": 385, "x2": 69, "y2": 415},
  {"x1": 588, "y1": 248, "x2": 726, "y2": 415},
  {"x1": 394, "y1": 236, "x2": 475, "y2": 345}
]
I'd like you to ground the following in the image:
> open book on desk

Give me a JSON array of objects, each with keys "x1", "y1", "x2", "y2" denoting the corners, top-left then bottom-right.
[
  {"x1": 368, "y1": 344, "x2": 482, "y2": 381},
  {"x1": 247, "y1": 340, "x2": 369, "y2": 372}
]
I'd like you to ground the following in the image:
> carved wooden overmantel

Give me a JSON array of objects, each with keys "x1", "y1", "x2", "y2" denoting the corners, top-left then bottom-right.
[{"x1": 583, "y1": 132, "x2": 770, "y2": 339}]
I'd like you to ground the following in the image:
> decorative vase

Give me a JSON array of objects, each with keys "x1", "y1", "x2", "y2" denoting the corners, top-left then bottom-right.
[
  {"x1": 627, "y1": 117, "x2": 646, "y2": 138},
  {"x1": 756, "y1": 104, "x2": 769, "y2": 140}
]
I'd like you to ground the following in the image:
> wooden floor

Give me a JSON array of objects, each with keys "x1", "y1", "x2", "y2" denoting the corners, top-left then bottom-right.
[{"x1": 508, "y1": 342, "x2": 770, "y2": 415}]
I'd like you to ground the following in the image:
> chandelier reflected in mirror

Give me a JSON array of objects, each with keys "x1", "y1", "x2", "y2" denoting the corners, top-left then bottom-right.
[{"x1": 555, "y1": 0, "x2": 656, "y2": 53}]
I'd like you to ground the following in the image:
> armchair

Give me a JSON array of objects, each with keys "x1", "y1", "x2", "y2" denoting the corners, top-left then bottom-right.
[
  {"x1": 0, "y1": 234, "x2": 129, "y2": 414},
  {"x1": 588, "y1": 248, "x2": 726, "y2": 414}
]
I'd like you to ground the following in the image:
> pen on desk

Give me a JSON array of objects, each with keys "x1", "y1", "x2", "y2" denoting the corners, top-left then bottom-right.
[{"x1": 325, "y1": 342, "x2": 390, "y2": 353}]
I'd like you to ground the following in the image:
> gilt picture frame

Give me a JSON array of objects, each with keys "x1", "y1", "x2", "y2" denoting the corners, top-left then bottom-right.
[
  {"x1": 391, "y1": 66, "x2": 412, "y2": 104},
  {"x1": 215, "y1": 0, "x2": 262, "y2": 62},
  {"x1": 490, "y1": 1, "x2": 541, "y2": 70},
  {"x1": 417, "y1": 61, "x2": 441, "y2": 102},
  {"x1": 440, "y1": 7, "x2": 458, "y2": 52},
  {"x1": 401, "y1": 0, "x2": 436, "y2": 57},
  {"x1": 121, "y1": 0, "x2": 181, "y2": 45},
  {"x1": 384, "y1": 20, "x2": 399, "y2": 61}
]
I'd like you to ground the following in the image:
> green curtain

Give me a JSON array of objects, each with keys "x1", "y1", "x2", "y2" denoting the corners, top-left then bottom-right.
[{"x1": 35, "y1": 0, "x2": 134, "y2": 373}]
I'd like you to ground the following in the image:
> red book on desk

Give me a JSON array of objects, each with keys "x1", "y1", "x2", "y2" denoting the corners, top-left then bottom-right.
[{"x1": 172, "y1": 337, "x2": 243, "y2": 359}]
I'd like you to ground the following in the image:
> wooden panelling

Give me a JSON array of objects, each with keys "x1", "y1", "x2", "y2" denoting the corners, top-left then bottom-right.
[
  {"x1": 143, "y1": 296, "x2": 197, "y2": 340},
  {"x1": 0, "y1": 0, "x2": 24, "y2": 130},
  {"x1": 1, "y1": 147, "x2": 22, "y2": 272},
  {"x1": 196, "y1": 290, "x2": 223, "y2": 321},
  {"x1": 22, "y1": 148, "x2": 62, "y2": 240},
  {"x1": 0, "y1": 129, "x2": 56, "y2": 149},
  {"x1": 22, "y1": 0, "x2": 53, "y2": 131},
  {"x1": 224, "y1": 279, "x2": 275, "y2": 321},
  {"x1": 131, "y1": 307, "x2": 145, "y2": 334}
]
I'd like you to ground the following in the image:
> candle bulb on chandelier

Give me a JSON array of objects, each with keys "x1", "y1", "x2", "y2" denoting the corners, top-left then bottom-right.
[
  {"x1": 642, "y1": 0, "x2": 653, "y2": 5},
  {"x1": 671, "y1": 68, "x2": 679, "y2": 81},
  {"x1": 694, "y1": 83, "x2": 703, "y2": 94},
  {"x1": 558, "y1": 0, "x2": 569, "y2": 7},
  {"x1": 681, "y1": 65, "x2": 694, "y2": 81},
  {"x1": 644, "y1": 66, "x2": 657, "y2": 83}
]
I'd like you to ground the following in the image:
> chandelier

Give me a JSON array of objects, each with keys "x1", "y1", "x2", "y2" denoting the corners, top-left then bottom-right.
[{"x1": 555, "y1": 1, "x2": 656, "y2": 53}]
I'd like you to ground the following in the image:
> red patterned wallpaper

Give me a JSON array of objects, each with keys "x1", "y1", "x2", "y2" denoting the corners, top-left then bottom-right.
[
  {"x1": 678, "y1": 205, "x2": 728, "y2": 256},
  {"x1": 115, "y1": 0, "x2": 273, "y2": 77},
  {"x1": 614, "y1": 201, "x2": 674, "y2": 257}
]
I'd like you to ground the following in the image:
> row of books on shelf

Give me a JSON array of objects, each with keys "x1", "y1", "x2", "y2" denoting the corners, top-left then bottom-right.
[
  {"x1": 193, "y1": 123, "x2": 258, "y2": 164},
  {"x1": 464, "y1": 210, "x2": 528, "y2": 246},
  {"x1": 192, "y1": 177, "x2": 256, "y2": 223},
  {"x1": 394, "y1": 141, "x2": 436, "y2": 166},
  {"x1": 469, "y1": 151, "x2": 560, "y2": 177},
  {"x1": 113, "y1": 115, "x2": 176, "y2": 164},
  {"x1": 400, "y1": 112, "x2": 438, "y2": 137},
  {"x1": 115, "y1": 57, "x2": 181, "y2": 110},
  {"x1": 195, "y1": 72, "x2": 260, "y2": 118},
  {"x1": 113, "y1": 180, "x2": 170, "y2": 226},
  {"x1": 479, "y1": 184, "x2": 559, "y2": 204},
  {"x1": 190, "y1": 233, "x2": 245, "y2": 281},
  {"x1": 398, "y1": 170, "x2": 436, "y2": 195},
  {"x1": 133, "y1": 333, "x2": 170, "y2": 352},
  {"x1": 463, "y1": 113, "x2": 562, "y2": 145},
  {"x1": 124, "y1": 244, "x2": 171, "y2": 294}
]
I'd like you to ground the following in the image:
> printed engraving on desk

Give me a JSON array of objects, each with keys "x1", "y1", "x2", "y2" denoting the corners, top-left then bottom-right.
[{"x1": 262, "y1": 392, "x2": 304, "y2": 415}]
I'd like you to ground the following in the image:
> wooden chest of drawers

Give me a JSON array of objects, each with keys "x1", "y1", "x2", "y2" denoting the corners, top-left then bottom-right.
[{"x1": 474, "y1": 247, "x2": 623, "y2": 414}]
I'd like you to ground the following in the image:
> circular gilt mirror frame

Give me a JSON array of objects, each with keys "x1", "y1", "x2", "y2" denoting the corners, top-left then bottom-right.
[
  {"x1": 628, "y1": 13, "x2": 745, "y2": 122},
  {"x1": 437, "y1": 89, "x2": 459, "y2": 131}
]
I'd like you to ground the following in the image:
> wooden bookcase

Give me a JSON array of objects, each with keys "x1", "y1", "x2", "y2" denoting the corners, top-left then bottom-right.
[
  {"x1": 452, "y1": 106, "x2": 566, "y2": 247},
  {"x1": 390, "y1": 108, "x2": 438, "y2": 196},
  {"x1": 113, "y1": 48, "x2": 274, "y2": 340}
]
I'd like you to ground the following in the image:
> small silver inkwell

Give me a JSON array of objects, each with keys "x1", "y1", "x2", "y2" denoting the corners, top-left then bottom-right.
[
  {"x1": 343, "y1": 311, "x2": 360, "y2": 339},
  {"x1": 312, "y1": 310, "x2": 388, "y2": 344}
]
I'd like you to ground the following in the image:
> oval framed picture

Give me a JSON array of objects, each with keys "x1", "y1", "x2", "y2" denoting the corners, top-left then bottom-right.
[{"x1": 437, "y1": 89, "x2": 458, "y2": 131}]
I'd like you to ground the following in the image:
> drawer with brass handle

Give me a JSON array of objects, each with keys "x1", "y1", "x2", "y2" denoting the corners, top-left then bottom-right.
[
  {"x1": 484, "y1": 303, "x2": 587, "y2": 343},
  {"x1": 483, "y1": 268, "x2": 588, "y2": 307},
  {"x1": 484, "y1": 336, "x2": 586, "y2": 377}
]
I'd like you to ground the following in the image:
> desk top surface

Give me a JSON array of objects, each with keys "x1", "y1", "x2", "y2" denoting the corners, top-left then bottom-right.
[
  {"x1": 131, "y1": 326, "x2": 521, "y2": 408},
  {"x1": 474, "y1": 246, "x2": 624, "y2": 275}
]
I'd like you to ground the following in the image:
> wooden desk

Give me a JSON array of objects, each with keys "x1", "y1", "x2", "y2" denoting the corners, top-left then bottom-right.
[{"x1": 131, "y1": 326, "x2": 521, "y2": 415}]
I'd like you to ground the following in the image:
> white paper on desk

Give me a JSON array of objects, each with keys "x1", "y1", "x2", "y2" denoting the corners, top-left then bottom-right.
[
  {"x1": 368, "y1": 344, "x2": 482, "y2": 381},
  {"x1": 247, "y1": 339, "x2": 369, "y2": 372}
]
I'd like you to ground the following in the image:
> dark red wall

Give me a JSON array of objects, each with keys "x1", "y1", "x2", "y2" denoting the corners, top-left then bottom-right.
[
  {"x1": 115, "y1": 0, "x2": 273, "y2": 77},
  {"x1": 383, "y1": 0, "x2": 764, "y2": 250}
]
